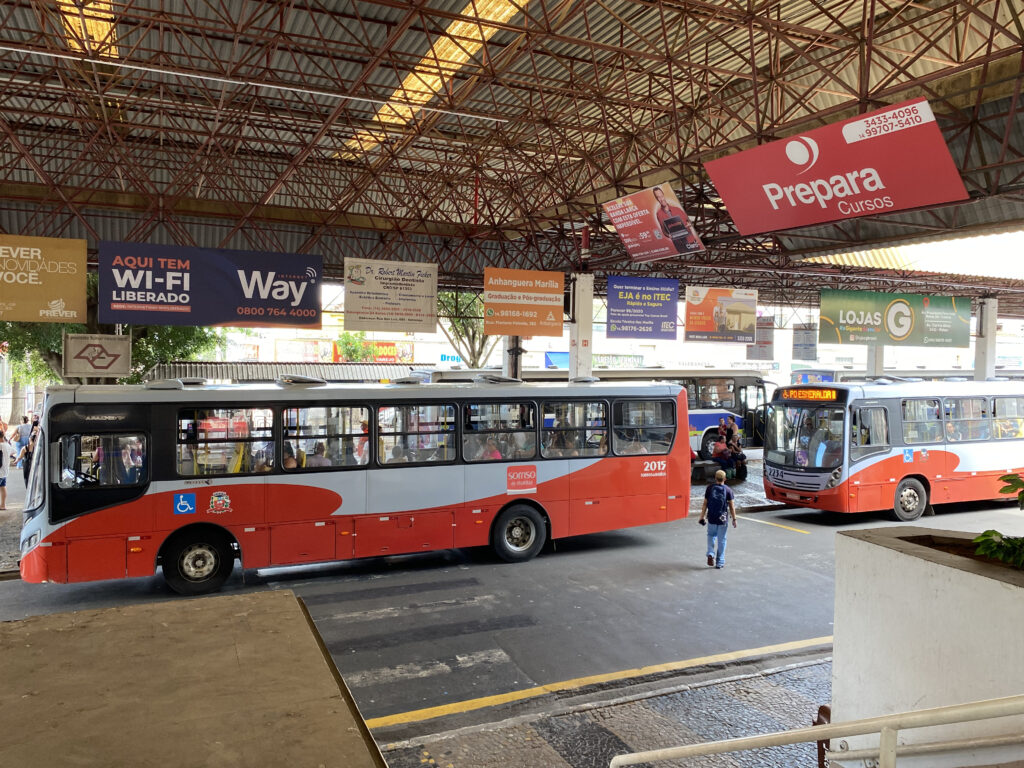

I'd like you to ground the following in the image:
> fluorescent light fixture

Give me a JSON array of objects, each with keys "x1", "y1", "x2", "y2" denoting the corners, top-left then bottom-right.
[
  {"x1": 343, "y1": 0, "x2": 526, "y2": 156},
  {"x1": 57, "y1": 0, "x2": 119, "y2": 58}
]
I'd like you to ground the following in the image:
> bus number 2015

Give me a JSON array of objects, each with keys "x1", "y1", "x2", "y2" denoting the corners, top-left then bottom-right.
[{"x1": 643, "y1": 460, "x2": 667, "y2": 473}]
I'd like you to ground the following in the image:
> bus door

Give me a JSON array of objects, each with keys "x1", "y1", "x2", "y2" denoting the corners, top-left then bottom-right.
[
  {"x1": 48, "y1": 403, "x2": 152, "y2": 583},
  {"x1": 738, "y1": 382, "x2": 767, "y2": 447},
  {"x1": 848, "y1": 404, "x2": 892, "y2": 512}
]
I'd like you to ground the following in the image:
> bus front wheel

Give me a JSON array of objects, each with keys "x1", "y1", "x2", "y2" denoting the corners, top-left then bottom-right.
[
  {"x1": 893, "y1": 478, "x2": 927, "y2": 522},
  {"x1": 492, "y1": 505, "x2": 546, "y2": 563},
  {"x1": 163, "y1": 529, "x2": 234, "y2": 595}
]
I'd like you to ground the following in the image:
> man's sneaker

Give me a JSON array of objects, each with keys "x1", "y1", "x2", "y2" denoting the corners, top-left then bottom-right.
[
  {"x1": 715, "y1": 564, "x2": 724, "y2": 569},
  {"x1": 707, "y1": 555, "x2": 714, "y2": 567}
]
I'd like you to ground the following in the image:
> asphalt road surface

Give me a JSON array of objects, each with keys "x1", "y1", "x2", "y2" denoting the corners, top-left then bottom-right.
[{"x1": 2, "y1": 499, "x2": 1022, "y2": 741}]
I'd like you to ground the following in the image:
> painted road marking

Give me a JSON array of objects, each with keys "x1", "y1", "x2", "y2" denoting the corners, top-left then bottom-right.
[
  {"x1": 364, "y1": 635, "x2": 833, "y2": 729},
  {"x1": 737, "y1": 515, "x2": 810, "y2": 534},
  {"x1": 321, "y1": 594, "x2": 499, "y2": 623}
]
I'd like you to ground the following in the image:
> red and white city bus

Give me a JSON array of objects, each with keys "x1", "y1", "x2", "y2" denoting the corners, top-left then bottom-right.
[
  {"x1": 20, "y1": 378, "x2": 690, "y2": 594},
  {"x1": 763, "y1": 380, "x2": 1024, "y2": 519}
]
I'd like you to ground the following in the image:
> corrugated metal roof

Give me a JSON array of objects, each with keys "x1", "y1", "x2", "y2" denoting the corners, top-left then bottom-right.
[{"x1": 147, "y1": 361, "x2": 433, "y2": 383}]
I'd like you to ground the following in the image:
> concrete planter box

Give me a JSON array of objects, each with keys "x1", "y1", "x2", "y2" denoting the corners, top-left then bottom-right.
[{"x1": 832, "y1": 527, "x2": 1024, "y2": 768}]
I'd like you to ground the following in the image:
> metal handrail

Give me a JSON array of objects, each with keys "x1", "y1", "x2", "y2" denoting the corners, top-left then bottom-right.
[{"x1": 609, "y1": 694, "x2": 1024, "y2": 768}]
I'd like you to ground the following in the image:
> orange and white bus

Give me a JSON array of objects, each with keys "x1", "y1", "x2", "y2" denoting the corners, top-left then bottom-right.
[
  {"x1": 762, "y1": 380, "x2": 1024, "y2": 519},
  {"x1": 20, "y1": 378, "x2": 690, "y2": 594}
]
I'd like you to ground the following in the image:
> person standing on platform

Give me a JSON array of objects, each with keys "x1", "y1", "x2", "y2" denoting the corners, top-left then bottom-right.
[
  {"x1": 10, "y1": 416, "x2": 31, "y2": 468},
  {"x1": 17, "y1": 430, "x2": 37, "y2": 486},
  {"x1": 698, "y1": 470, "x2": 737, "y2": 569},
  {"x1": 0, "y1": 433, "x2": 12, "y2": 509}
]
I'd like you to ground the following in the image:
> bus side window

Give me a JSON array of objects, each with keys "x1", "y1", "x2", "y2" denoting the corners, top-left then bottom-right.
[{"x1": 852, "y1": 407, "x2": 888, "y2": 459}]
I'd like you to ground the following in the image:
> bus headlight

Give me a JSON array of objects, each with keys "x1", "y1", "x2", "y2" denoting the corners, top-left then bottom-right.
[
  {"x1": 825, "y1": 468, "x2": 842, "y2": 489},
  {"x1": 21, "y1": 532, "x2": 39, "y2": 553}
]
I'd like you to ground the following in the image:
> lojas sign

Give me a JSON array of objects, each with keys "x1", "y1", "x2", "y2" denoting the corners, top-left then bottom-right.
[
  {"x1": 98, "y1": 242, "x2": 322, "y2": 327},
  {"x1": 818, "y1": 290, "x2": 970, "y2": 347},
  {"x1": 705, "y1": 98, "x2": 968, "y2": 235}
]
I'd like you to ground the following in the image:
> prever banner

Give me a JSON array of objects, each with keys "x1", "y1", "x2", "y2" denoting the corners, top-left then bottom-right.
[
  {"x1": 818, "y1": 290, "x2": 970, "y2": 347},
  {"x1": 606, "y1": 276, "x2": 678, "y2": 339},
  {"x1": 98, "y1": 242, "x2": 322, "y2": 327},
  {"x1": 483, "y1": 267, "x2": 564, "y2": 337},
  {"x1": 684, "y1": 286, "x2": 757, "y2": 343},
  {"x1": 602, "y1": 184, "x2": 705, "y2": 263},
  {"x1": 704, "y1": 98, "x2": 968, "y2": 235},
  {"x1": 0, "y1": 235, "x2": 86, "y2": 323},
  {"x1": 343, "y1": 258, "x2": 437, "y2": 333}
]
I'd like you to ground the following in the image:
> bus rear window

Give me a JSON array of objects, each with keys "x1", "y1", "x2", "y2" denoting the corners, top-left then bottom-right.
[{"x1": 613, "y1": 400, "x2": 674, "y2": 455}]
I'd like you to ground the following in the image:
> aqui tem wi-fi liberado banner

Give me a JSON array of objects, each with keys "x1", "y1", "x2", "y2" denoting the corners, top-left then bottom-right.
[
  {"x1": 98, "y1": 242, "x2": 322, "y2": 327},
  {"x1": 818, "y1": 290, "x2": 970, "y2": 347},
  {"x1": 704, "y1": 98, "x2": 968, "y2": 235}
]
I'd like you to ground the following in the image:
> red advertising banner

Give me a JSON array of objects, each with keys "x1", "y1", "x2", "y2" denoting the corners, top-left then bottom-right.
[
  {"x1": 704, "y1": 98, "x2": 968, "y2": 236},
  {"x1": 602, "y1": 184, "x2": 705, "y2": 263}
]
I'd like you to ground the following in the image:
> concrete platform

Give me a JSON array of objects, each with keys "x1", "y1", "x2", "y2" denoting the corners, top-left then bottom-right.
[{"x1": 0, "y1": 590, "x2": 386, "y2": 768}]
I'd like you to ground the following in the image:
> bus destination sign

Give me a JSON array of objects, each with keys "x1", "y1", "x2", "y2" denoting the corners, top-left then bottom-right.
[{"x1": 781, "y1": 387, "x2": 839, "y2": 402}]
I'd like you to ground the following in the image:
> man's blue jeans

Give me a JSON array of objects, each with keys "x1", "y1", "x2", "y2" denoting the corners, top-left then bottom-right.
[{"x1": 706, "y1": 523, "x2": 729, "y2": 567}]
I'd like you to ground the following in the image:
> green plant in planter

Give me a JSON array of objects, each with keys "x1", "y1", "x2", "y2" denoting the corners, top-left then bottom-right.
[{"x1": 973, "y1": 473, "x2": 1024, "y2": 568}]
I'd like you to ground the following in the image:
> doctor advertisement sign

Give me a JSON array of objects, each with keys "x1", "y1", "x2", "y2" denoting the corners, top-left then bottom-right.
[
  {"x1": 343, "y1": 258, "x2": 437, "y2": 333},
  {"x1": 602, "y1": 184, "x2": 705, "y2": 263},
  {"x1": 704, "y1": 98, "x2": 968, "y2": 236},
  {"x1": 0, "y1": 235, "x2": 86, "y2": 323},
  {"x1": 98, "y1": 242, "x2": 322, "y2": 327},
  {"x1": 818, "y1": 290, "x2": 970, "y2": 347},
  {"x1": 483, "y1": 267, "x2": 564, "y2": 337},
  {"x1": 684, "y1": 286, "x2": 757, "y2": 344}
]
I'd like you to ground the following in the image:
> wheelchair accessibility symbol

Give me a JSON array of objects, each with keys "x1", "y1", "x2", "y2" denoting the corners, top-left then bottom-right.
[{"x1": 174, "y1": 493, "x2": 197, "y2": 515}]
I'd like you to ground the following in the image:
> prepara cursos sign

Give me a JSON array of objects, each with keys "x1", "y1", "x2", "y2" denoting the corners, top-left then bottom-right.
[
  {"x1": 704, "y1": 98, "x2": 968, "y2": 235},
  {"x1": 98, "y1": 242, "x2": 322, "y2": 327}
]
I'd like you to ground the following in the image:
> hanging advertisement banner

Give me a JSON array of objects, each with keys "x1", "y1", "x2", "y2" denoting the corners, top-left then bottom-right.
[
  {"x1": 483, "y1": 267, "x2": 564, "y2": 337},
  {"x1": 343, "y1": 258, "x2": 437, "y2": 333},
  {"x1": 606, "y1": 276, "x2": 679, "y2": 339},
  {"x1": 818, "y1": 290, "x2": 970, "y2": 347},
  {"x1": 704, "y1": 98, "x2": 968, "y2": 236},
  {"x1": 0, "y1": 235, "x2": 86, "y2": 323},
  {"x1": 602, "y1": 184, "x2": 705, "y2": 263},
  {"x1": 793, "y1": 322, "x2": 818, "y2": 360},
  {"x1": 746, "y1": 316, "x2": 776, "y2": 361},
  {"x1": 684, "y1": 286, "x2": 757, "y2": 343},
  {"x1": 98, "y1": 242, "x2": 322, "y2": 327}
]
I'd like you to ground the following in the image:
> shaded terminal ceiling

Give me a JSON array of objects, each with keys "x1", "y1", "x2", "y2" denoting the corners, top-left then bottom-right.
[{"x1": 2, "y1": 1, "x2": 1024, "y2": 312}]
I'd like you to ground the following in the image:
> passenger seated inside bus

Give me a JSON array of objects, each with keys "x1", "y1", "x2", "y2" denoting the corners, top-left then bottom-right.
[
  {"x1": 945, "y1": 421, "x2": 963, "y2": 441},
  {"x1": 479, "y1": 437, "x2": 502, "y2": 461},
  {"x1": 614, "y1": 429, "x2": 647, "y2": 455},
  {"x1": 282, "y1": 442, "x2": 298, "y2": 469},
  {"x1": 389, "y1": 445, "x2": 408, "y2": 463},
  {"x1": 305, "y1": 441, "x2": 331, "y2": 467},
  {"x1": 341, "y1": 440, "x2": 358, "y2": 466}
]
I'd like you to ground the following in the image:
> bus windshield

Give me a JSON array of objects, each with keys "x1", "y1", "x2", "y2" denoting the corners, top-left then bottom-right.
[{"x1": 765, "y1": 404, "x2": 845, "y2": 469}]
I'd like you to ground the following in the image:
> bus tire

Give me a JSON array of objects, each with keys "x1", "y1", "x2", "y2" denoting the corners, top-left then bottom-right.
[
  {"x1": 699, "y1": 431, "x2": 718, "y2": 459},
  {"x1": 892, "y1": 478, "x2": 927, "y2": 522},
  {"x1": 492, "y1": 505, "x2": 546, "y2": 563},
  {"x1": 162, "y1": 528, "x2": 235, "y2": 595}
]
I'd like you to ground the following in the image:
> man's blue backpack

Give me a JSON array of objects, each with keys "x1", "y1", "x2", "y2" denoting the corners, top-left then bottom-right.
[{"x1": 706, "y1": 483, "x2": 729, "y2": 525}]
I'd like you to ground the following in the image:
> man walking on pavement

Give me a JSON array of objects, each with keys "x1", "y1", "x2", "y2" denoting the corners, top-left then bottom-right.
[{"x1": 699, "y1": 469, "x2": 737, "y2": 568}]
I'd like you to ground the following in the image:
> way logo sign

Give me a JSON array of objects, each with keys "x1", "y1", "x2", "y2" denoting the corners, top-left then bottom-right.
[{"x1": 704, "y1": 98, "x2": 968, "y2": 236}]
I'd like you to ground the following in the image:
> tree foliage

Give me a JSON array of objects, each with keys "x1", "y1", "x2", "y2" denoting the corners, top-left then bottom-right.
[
  {"x1": 437, "y1": 291, "x2": 499, "y2": 369},
  {"x1": 335, "y1": 331, "x2": 375, "y2": 362}
]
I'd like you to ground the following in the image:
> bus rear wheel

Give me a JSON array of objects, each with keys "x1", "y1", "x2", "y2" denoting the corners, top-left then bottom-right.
[
  {"x1": 492, "y1": 505, "x2": 546, "y2": 563},
  {"x1": 892, "y1": 478, "x2": 927, "y2": 522},
  {"x1": 163, "y1": 530, "x2": 234, "y2": 595},
  {"x1": 700, "y1": 431, "x2": 718, "y2": 459}
]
